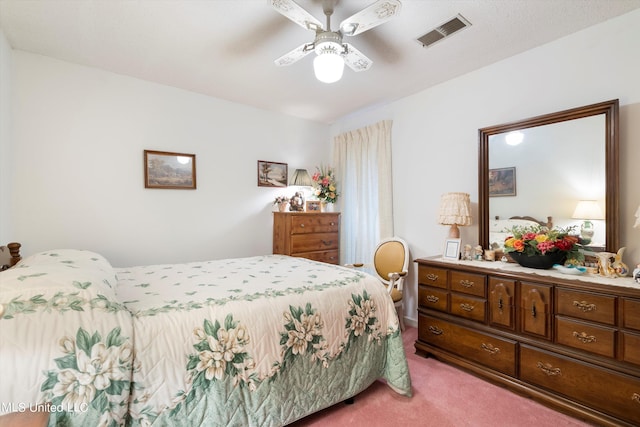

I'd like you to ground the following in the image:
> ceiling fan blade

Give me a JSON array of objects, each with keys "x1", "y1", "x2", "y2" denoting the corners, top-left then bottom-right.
[
  {"x1": 269, "y1": 0, "x2": 324, "y2": 32},
  {"x1": 274, "y1": 43, "x2": 314, "y2": 66},
  {"x1": 339, "y1": 0, "x2": 402, "y2": 36},
  {"x1": 342, "y1": 43, "x2": 373, "y2": 72}
]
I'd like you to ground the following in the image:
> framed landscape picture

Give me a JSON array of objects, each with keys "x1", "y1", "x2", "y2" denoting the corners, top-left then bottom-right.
[
  {"x1": 257, "y1": 160, "x2": 288, "y2": 187},
  {"x1": 144, "y1": 150, "x2": 196, "y2": 189},
  {"x1": 489, "y1": 167, "x2": 516, "y2": 197}
]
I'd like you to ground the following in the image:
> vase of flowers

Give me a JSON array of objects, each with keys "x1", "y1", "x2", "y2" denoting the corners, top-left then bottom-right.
[
  {"x1": 504, "y1": 225, "x2": 582, "y2": 269},
  {"x1": 312, "y1": 166, "x2": 339, "y2": 211},
  {"x1": 273, "y1": 195, "x2": 289, "y2": 212}
]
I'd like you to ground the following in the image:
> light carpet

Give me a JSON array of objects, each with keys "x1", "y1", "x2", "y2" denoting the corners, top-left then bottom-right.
[{"x1": 291, "y1": 327, "x2": 592, "y2": 426}]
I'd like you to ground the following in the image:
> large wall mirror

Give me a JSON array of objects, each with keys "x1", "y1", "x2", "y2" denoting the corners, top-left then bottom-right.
[{"x1": 479, "y1": 99, "x2": 619, "y2": 252}]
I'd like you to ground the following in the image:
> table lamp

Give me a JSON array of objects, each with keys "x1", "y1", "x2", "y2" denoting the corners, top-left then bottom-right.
[
  {"x1": 571, "y1": 200, "x2": 604, "y2": 244},
  {"x1": 438, "y1": 192, "x2": 472, "y2": 238}
]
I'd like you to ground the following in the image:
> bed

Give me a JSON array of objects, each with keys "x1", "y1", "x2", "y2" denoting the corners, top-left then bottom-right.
[{"x1": 0, "y1": 245, "x2": 412, "y2": 426}]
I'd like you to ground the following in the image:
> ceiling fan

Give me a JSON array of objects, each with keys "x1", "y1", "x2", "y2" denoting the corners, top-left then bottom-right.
[{"x1": 270, "y1": 0, "x2": 402, "y2": 83}]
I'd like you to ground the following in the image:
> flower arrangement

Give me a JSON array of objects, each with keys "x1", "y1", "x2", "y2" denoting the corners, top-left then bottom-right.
[
  {"x1": 273, "y1": 195, "x2": 289, "y2": 205},
  {"x1": 504, "y1": 224, "x2": 583, "y2": 263},
  {"x1": 312, "y1": 165, "x2": 339, "y2": 203}
]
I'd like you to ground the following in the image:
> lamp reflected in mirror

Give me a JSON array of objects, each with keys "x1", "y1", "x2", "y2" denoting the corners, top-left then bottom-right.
[{"x1": 572, "y1": 200, "x2": 604, "y2": 245}]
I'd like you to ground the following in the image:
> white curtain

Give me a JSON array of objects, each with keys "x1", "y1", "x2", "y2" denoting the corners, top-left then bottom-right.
[{"x1": 333, "y1": 120, "x2": 394, "y2": 264}]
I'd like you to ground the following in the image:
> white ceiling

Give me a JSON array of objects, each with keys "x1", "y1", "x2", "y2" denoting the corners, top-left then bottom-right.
[{"x1": 1, "y1": 0, "x2": 640, "y2": 124}]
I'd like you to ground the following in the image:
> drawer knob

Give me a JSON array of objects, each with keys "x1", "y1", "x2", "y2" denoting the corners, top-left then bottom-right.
[
  {"x1": 300, "y1": 223, "x2": 305, "y2": 228},
  {"x1": 330, "y1": 222, "x2": 335, "y2": 226},
  {"x1": 573, "y1": 300, "x2": 597, "y2": 312},
  {"x1": 460, "y1": 303, "x2": 475, "y2": 312},
  {"x1": 426, "y1": 295, "x2": 439, "y2": 303},
  {"x1": 481, "y1": 343, "x2": 500, "y2": 355},
  {"x1": 426, "y1": 273, "x2": 438, "y2": 281},
  {"x1": 536, "y1": 361, "x2": 561, "y2": 376},
  {"x1": 572, "y1": 331, "x2": 597, "y2": 344},
  {"x1": 632, "y1": 393, "x2": 640, "y2": 404},
  {"x1": 428, "y1": 325, "x2": 443, "y2": 335},
  {"x1": 460, "y1": 279, "x2": 474, "y2": 288}
]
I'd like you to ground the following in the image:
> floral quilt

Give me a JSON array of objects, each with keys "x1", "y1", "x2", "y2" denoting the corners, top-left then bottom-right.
[
  {"x1": 0, "y1": 249, "x2": 134, "y2": 426},
  {"x1": 115, "y1": 255, "x2": 412, "y2": 426}
]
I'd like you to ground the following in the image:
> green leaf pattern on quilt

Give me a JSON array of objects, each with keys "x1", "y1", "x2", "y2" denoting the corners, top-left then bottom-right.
[
  {"x1": 40, "y1": 327, "x2": 135, "y2": 427},
  {"x1": 128, "y1": 291, "x2": 385, "y2": 426}
]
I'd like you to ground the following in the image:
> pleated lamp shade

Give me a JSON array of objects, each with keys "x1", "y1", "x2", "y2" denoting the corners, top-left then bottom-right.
[
  {"x1": 438, "y1": 192, "x2": 472, "y2": 238},
  {"x1": 290, "y1": 169, "x2": 312, "y2": 186}
]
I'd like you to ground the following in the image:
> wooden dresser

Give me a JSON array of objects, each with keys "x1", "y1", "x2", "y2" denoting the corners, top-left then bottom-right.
[
  {"x1": 273, "y1": 212, "x2": 340, "y2": 264},
  {"x1": 415, "y1": 257, "x2": 640, "y2": 426}
]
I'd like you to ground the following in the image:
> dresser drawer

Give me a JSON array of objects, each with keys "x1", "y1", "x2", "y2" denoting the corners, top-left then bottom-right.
[
  {"x1": 450, "y1": 271, "x2": 486, "y2": 297},
  {"x1": 556, "y1": 288, "x2": 615, "y2": 325},
  {"x1": 417, "y1": 265, "x2": 447, "y2": 289},
  {"x1": 622, "y1": 331, "x2": 640, "y2": 366},
  {"x1": 520, "y1": 345, "x2": 640, "y2": 425},
  {"x1": 290, "y1": 232, "x2": 338, "y2": 253},
  {"x1": 450, "y1": 294, "x2": 486, "y2": 322},
  {"x1": 290, "y1": 214, "x2": 339, "y2": 234},
  {"x1": 295, "y1": 250, "x2": 339, "y2": 265},
  {"x1": 418, "y1": 314, "x2": 516, "y2": 376},
  {"x1": 622, "y1": 298, "x2": 640, "y2": 331},
  {"x1": 489, "y1": 277, "x2": 516, "y2": 330},
  {"x1": 418, "y1": 286, "x2": 448, "y2": 312},
  {"x1": 556, "y1": 317, "x2": 615, "y2": 358},
  {"x1": 521, "y1": 282, "x2": 552, "y2": 340}
]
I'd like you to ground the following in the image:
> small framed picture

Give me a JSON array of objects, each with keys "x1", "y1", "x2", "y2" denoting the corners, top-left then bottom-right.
[
  {"x1": 443, "y1": 238, "x2": 461, "y2": 260},
  {"x1": 144, "y1": 150, "x2": 196, "y2": 189},
  {"x1": 489, "y1": 167, "x2": 516, "y2": 197},
  {"x1": 258, "y1": 160, "x2": 288, "y2": 187},
  {"x1": 306, "y1": 200, "x2": 321, "y2": 212}
]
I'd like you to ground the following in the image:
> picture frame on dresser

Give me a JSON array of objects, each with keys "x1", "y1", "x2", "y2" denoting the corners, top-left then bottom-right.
[
  {"x1": 443, "y1": 238, "x2": 461, "y2": 260},
  {"x1": 306, "y1": 200, "x2": 321, "y2": 212}
]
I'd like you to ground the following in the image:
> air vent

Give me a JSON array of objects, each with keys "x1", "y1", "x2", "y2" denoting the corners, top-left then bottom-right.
[{"x1": 417, "y1": 14, "x2": 471, "y2": 48}]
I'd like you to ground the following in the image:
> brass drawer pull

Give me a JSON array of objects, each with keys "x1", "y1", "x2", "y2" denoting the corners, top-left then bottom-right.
[
  {"x1": 481, "y1": 343, "x2": 500, "y2": 355},
  {"x1": 460, "y1": 303, "x2": 475, "y2": 312},
  {"x1": 428, "y1": 325, "x2": 443, "y2": 335},
  {"x1": 537, "y1": 362, "x2": 561, "y2": 376},
  {"x1": 572, "y1": 331, "x2": 597, "y2": 344},
  {"x1": 321, "y1": 240, "x2": 333, "y2": 246},
  {"x1": 573, "y1": 300, "x2": 597, "y2": 312},
  {"x1": 426, "y1": 295, "x2": 439, "y2": 303},
  {"x1": 632, "y1": 393, "x2": 640, "y2": 404},
  {"x1": 425, "y1": 273, "x2": 438, "y2": 281},
  {"x1": 460, "y1": 279, "x2": 474, "y2": 288}
]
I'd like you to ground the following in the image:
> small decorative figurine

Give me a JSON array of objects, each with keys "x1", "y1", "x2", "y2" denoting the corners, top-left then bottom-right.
[
  {"x1": 596, "y1": 252, "x2": 616, "y2": 278},
  {"x1": 611, "y1": 247, "x2": 629, "y2": 277},
  {"x1": 289, "y1": 192, "x2": 305, "y2": 211},
  {"x1": 462, "y1": 244, "x2": 473, "y2": 261},
  {"x1": 633, "y1": 265, "x2": 640, "y2": 284},
  {"x1": 474, "y1": 245, "x2": 483, "y2": 261}
]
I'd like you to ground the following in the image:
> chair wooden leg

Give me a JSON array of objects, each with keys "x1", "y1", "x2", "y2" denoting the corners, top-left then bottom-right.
[{"x1": 396, "y1": 303, "x2": 405, "y2": 331}]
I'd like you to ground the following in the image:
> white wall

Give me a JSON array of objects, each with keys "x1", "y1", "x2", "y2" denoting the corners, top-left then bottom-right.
[
  {"x1": 332, "y1": 9, "x2": 640, "y2": 326},
  {"x1": 0, "y1": 28, "x2": 12, "y2": 242},
  {"x1": 10, "y1": 52, "x2": 330, "y2": 266}
]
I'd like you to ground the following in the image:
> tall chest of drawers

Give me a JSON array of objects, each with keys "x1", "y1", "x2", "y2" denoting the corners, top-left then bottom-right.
[
  {"x1": 273, "y1": 212, "x2": 340, "y2": 264},
  {"x1": 415, "y1": 257, "x2": 640, "y2": 427}
]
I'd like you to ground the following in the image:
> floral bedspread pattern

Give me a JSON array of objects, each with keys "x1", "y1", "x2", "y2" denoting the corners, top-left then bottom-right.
[
  {"x1": 0, "y1": 250, "x2": 134, "y2": 427},
  {"x1": 115, "y1": 255, "x2": 411, "y2": 426}
]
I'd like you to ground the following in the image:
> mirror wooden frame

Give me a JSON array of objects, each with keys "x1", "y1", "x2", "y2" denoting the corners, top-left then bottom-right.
[{"x1": 478, "y1": 99, "x2": 619, "y2": 252}]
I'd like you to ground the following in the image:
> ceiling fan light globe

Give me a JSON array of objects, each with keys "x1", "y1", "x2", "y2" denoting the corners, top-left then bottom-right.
[{"x1": 313, "y1": 53, "x2": 344, "y2": 83}]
